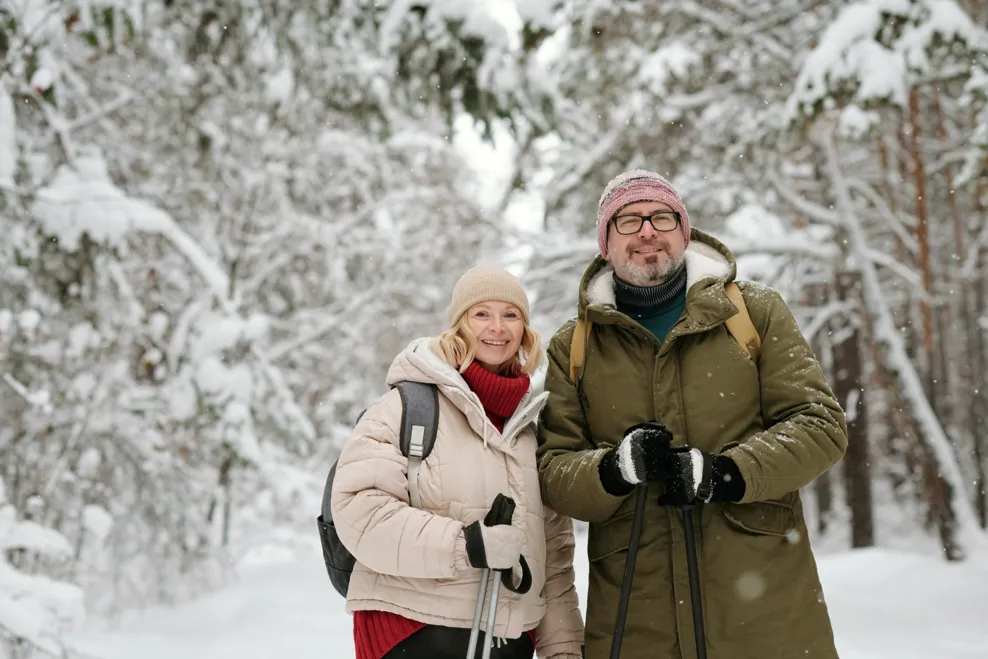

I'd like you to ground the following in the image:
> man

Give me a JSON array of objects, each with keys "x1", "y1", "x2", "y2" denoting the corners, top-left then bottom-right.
[{"x1": 536, "y1": 169, "x2": 848, "y2": 659}]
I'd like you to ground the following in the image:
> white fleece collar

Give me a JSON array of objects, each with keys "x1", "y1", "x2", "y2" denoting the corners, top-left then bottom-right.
[{"x1": 586, "y1": 242, "x2": 731, "y2": 308}]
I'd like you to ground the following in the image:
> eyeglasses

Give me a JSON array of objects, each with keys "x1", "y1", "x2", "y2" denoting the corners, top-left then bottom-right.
[{"x1": 611, "y1": 211, "x2": 681, "y2": 235}]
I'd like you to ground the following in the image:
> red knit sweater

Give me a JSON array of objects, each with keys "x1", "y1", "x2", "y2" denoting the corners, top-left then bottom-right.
[{"x1": 352, "y1": 361, "x2": 535, "y2": 659}]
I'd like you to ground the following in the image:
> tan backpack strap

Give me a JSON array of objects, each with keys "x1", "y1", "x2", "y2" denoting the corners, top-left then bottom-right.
[
  {"x1": 569, "y1": 318, "x2": 592, "y2": 384},
  {"x1": 724, "y1": 282, "x2": 761, "y2": 361}
]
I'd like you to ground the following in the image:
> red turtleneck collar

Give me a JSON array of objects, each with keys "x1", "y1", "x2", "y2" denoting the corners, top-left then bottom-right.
[{"x1": 461, "y1": 361, "x2": 530, "y2": 432}]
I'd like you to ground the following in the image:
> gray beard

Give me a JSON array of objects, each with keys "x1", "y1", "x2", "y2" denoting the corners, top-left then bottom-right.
[{"x1": 614, "y1": 254, "x2": 686, "y2": 287}]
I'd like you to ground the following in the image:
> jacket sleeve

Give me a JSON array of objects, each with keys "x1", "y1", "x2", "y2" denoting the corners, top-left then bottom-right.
[
  {"x1": 536, "y1": 321, "x2": 630, "y2": 523},
  {"x1": 534, "y1": 508, "x2": 584, "y2": 659},
  {"x1": 724, "y1": 283, "x2": 849, "y2": 503},
  {"x1": 330, "y1": 389, "x2": 468, "y2": 579}
]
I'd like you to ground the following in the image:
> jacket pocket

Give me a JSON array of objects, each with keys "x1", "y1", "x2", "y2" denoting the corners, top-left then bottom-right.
[
  {"x1": 707, "y1": 491, "x2": 814, "y2": 641},
  {"x1": 721, "y1": 496, "x2": 797, "y2": 538},
  {"x1": 587, "y1": 520, "x2": 631, "y2": 562},
  {"x1": 586, "y1": 514, "x2": 634, "y2": 596}
]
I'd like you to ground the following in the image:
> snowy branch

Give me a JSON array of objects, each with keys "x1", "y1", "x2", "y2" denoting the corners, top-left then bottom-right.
[
  {"x1": 66, "y1": 90, "x2": 137, "y2": 132},
  {"x1": 31, "y1": 159, "x2": 231, "y2": 305},
  {"x1": 864, "y1": 247, "x2": 928, "y2": 298},
  {"x1": 544, "y1": 105, "x2": 633, "y2": 213},
  {"x1": 28, "y1": 89, "x2": 76, "y2": 163},
  {"x1": 718, "y1": 233, "x2": 840, "y2": 260},
  {"x1": 766, "y1": 165, "x2": 841, "y2": 226},
  {"x1": 845, "y1": 179, "x2": 918, "y2": 256},
  {"x1": 801, "y1": 299, "x2": 854, "y2": 343},
  {"x1": 665, "y1": 83, "x2": 738, "y2": 111},
  {"x1": 1, "y1": 373, "x2": 53, "y2": 413},
  {"x1": 913, "y1": 64, "x2": 984, "y2": 87},
  {"x1": 675, "y1": 1, "x2": 790, "y2": 62},
  {"x1": 961, "y1": 220, "x2": 988, "y2": 278},
  {"x1": 266, "y1": 289, "x2": 385, "y2": 363}
]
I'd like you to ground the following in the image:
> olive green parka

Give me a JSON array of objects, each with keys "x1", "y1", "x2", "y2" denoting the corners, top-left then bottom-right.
[{"x1": 536, "y1": 229, "x2": 848, "y2": 659}]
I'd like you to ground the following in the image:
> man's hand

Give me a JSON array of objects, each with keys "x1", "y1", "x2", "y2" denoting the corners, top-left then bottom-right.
[
  {"x1": 598, "y1": 422, "x2": 673, "y2": 495},
  {"x1": 656, "y1": 447, "x2": 746, "y2": 506}
]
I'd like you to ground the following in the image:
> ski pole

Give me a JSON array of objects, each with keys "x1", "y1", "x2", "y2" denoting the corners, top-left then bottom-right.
[
  {"x1": 466, "y1": 494, "x2": 517, "y2": 659},
  {"x1": 609, "y1": 484, "x2": 647, "y2": 659},
  {"x1": 682, "y1": 504, "x2": 707, "y2": 659},
  {"x1": 466, "y1": 567, "x2": 491, "y2": 658}
]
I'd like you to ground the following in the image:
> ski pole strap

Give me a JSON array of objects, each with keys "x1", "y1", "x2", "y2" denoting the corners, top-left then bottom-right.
[{"x1": 500, "y1": 556, "x2": 532, "y2": 594}]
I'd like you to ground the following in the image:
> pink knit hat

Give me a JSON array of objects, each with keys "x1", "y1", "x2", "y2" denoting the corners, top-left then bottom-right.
[{"x1": 596, "y1": 169, "x2": 691, "y2": 256}]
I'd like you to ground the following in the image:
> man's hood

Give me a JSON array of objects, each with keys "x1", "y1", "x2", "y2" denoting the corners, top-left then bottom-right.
[{"x1": 578, "y1": 228, "x2": 737, "y2": 319}]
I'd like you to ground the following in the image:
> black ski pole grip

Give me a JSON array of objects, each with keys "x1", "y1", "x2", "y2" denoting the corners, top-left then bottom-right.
[{"x1": 484, "y1": 493, "x2": 516, "y2": 527}]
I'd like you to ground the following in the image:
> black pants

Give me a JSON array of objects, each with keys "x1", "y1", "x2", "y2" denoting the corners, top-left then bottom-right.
[{"x1": 383, "y1": 625, "x2": 534, "y2": 659}]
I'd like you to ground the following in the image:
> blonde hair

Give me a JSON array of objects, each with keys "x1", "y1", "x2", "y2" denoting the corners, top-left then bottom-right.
[{"x1": 433, "y1": 313, "x2": 543, "y2": 376}]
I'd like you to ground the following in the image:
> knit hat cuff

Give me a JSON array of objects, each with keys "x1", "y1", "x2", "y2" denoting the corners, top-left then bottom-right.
[{"x1": 446, "y1": 266, "x2": 531, "y2": 327}]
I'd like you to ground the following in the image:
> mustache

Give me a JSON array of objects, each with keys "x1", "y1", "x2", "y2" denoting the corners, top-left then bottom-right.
[{"x1": 625, "y1": 240, "x2": 668, "y2": 253}]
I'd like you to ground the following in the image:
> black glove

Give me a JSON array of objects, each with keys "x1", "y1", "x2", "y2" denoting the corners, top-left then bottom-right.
[
  {"x1": 598, "y1": 421, "x2": 673, "y2": 495},
  {"x1": 655, "y1": 447, "x2": 746, "y2": 506}
]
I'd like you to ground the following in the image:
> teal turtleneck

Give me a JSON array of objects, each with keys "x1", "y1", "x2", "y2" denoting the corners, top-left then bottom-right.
[{"x1": 613, "y1": 263, "x2": 687, "y2": 342}]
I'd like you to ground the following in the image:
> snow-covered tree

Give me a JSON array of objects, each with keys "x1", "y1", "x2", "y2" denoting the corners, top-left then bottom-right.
[
  {"x1": 0, "y1": 0, "x2": 557, "y2": 624},
  {"x1": 0, "y1": 476, "x2": 84, "y2": 658},
  {"x1": 779, "y1": 0, "x2": 988, "y2": 559},
  {"x1": 505, "y1": 0, "x2": 988, "y2": 559}
]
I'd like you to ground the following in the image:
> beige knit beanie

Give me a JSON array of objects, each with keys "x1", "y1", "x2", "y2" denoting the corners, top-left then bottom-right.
[{"x1": 446, "y1": 265, "x2": 531, "y2": 327}]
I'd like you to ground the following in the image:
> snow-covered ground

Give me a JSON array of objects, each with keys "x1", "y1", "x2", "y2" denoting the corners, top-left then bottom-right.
[{"x1": 70, "y1": 530, "x2": 988, "y2": 659}]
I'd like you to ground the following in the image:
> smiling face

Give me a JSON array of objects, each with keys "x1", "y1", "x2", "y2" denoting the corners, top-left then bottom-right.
[
  {"x1": 605, "y1": 200, "x2": 687, "y2": 286},
  {"x1": 465, "y1": 301, "x2": 525, "y2": 372}
]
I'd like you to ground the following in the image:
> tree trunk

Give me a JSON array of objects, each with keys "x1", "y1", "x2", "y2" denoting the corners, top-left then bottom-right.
[
  {"x1": 833, "y1": 271, "x2": 874, "y2": 547},
  {"x1": 973, "y1": 157, "x2": 988, "y2": 527},
  {"x1": 932, "y1": 87, "x2": 966, "y2": 436},
  {"x1": 219, "y1": 451, "x2": 234, "y2": 547},
  {"x1": 907, "y1": 86, "x2": 937, "y2": 404},
  {"x1": 877, "y1": 131, "x2": 910, "y2": 498},
  {"x1": 969, "y1": 257, "x2": 988, "y2": 528},
  {"x1": 896, "y1": 123, "x2": 920, "y2": 364},
  {"x1": 931, "y1": 88, "x2": 964, "y2": 261},
  {"x1": 876, "y1": 133, "x2": 909, "y2": 258},
  {"x1": 855, "y1": 296, "x2": 952, "y2": 543},
  {"x1": 819, "y1": 126, "x2": 985, "y2": 559},
  {"x1": 970, "y1": 0, "x2": 984, "y2": 24}
]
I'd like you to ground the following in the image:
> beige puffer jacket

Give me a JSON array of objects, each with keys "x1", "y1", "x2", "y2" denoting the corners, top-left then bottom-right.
[{"x1": 331, "y1": 338, "x2": 584, "y2": 659}]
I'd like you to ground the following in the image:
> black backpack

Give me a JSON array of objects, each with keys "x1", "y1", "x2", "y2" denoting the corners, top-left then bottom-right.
[{"x1": 316, "y1": 381, "x2": 440, "y2": 597}]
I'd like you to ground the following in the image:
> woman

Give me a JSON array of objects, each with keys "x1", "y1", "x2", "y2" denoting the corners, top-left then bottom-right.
[{"x1": 331, "y1": 265, "x2": 584, "y2": 659}]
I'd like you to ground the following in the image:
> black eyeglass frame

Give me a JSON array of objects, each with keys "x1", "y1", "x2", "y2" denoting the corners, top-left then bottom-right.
[{"x1": 610, "y1": 211, "x2": 682, "y2": 235}]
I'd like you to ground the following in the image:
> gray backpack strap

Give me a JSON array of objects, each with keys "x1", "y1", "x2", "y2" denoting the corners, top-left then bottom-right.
[{"x1": 394, "y1": 381, "x2": 439, "y2": 508}]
